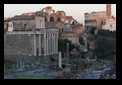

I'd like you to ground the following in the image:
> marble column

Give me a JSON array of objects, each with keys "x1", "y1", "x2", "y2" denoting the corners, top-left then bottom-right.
[
  {"x1": 51, "y1": 33, "x2": 53, "y2": 54},
  {"x1": 20, "y1": 59, "x2": 22, "y2": 68},
  {"x1": 54, "y1": 34, "x2": 56, "y2": 54},
  {"x1": 16, "y1": 58, "x2": 19, "y2": 68},
  {"x1": 39, "y1": 34, "x2": 41, "y2": 56},
  {"x1": 48, "y1": 34, "x2": 50, "y2": 55},
  {"x1": 84, "y1": 37, "x2": 88, "y2": 52},
  {"x1": 34, "y1": 31, "x2": 36, "y2": 56},
  {"x1": 44, "y1": 33, "x2": 46, "y2": 56},
  {"x1": 56, "y1": 33, "x2": 58, "y2": 54},
  {"x1": 46, "y1": 34, "x2": 49, "y2": 55},
  {"x1": 58, "y1": 51, "x2": 62, "y2": 68}
]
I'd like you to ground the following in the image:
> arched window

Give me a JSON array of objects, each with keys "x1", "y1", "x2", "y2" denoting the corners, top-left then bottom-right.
[
  {"x1": 71, "y1": 20, "x2": 75, "y2": 25},
  {"x1": 50, "y1": 17, "x2": 54, "y2": 22},
  {"x1": 57, "y1": 18, "x2": 61, "y2": 22}
]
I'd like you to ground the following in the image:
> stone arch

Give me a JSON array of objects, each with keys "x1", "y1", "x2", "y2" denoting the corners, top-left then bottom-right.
[
  {"x1": 57, "y1": 18, "x2": 61, "y2": 22},
  {"x1": 71, "y1": 20, "x2": 75, "y2": 25},
  {"x1": 50, "y1": 17, "x2": 54, "y2": 22}
]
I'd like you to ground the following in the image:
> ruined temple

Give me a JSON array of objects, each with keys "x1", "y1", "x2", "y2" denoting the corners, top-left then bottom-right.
[{"x1": 4, "y1": 11, "x2": 59, "y2": 68}]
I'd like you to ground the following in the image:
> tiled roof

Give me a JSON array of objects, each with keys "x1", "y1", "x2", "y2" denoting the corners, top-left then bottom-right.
[{"x1": 11, "y1": 15, "x2": 35, "y2": 20}]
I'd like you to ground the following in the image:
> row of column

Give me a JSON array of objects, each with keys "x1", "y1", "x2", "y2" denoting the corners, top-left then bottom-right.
[
  {"x1": 44, "y1": 33, "x2": 58, "y2": 56},
  {"x1": 34, "y1": 32, "x2": 58, "y2": 56}
]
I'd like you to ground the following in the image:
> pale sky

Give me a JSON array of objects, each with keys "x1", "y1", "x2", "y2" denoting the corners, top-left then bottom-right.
[{"x1": 4, "y1": 4, "x2": 116, "y2": 24}]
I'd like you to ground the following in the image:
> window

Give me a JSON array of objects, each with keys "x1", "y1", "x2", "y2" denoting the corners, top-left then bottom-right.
[
  {"x1": 24, "y1": 24, "x2": 26, "y2": 28},
  {"x1": 40, "y1": 20, "x2": 42, "y2": 28}
]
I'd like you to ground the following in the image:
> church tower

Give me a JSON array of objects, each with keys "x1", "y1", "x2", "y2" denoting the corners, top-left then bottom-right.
[{"x1": 106, "y1": 4, "x2": 111, "y2": 19}]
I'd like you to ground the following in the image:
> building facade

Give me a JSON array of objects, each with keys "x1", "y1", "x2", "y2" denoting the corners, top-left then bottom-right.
[
  {"x1": 18, "y1": 6, "x2": 83, "y2": 35},
  {"x1": 102, "y1": 4, "x2": 116, "y2": 31},
  {"x1": 102, "y1": 18, "x2": 116, "y2": 31},
  {"x1": 4, "y1": 11, "x2": 59, "y2": 68},
  {"x1": 84, "y1": 11, "x2": 107, "y2": 29}
]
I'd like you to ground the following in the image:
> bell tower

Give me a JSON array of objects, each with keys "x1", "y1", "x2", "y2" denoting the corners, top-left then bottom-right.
[{"x1": 106, "y1": 4, "x2": 111, "y2": 19}]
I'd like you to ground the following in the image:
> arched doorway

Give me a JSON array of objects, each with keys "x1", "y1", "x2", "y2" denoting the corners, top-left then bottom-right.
[
  {"x1": 50, "y1": 17, "x2": 54, "y2": 22},
  {"x1": 71, "y1": 20, "x2": 75, "y2": 25},
  {"x1": 57, "y1": 18, "x2": 61, "y2": 22}
]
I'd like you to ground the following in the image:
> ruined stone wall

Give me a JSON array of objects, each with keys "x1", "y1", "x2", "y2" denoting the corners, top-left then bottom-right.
[
  {"x1": 72, "y1": 25, "x2": 83, "y2": 35},
  {"x1": 11, "y1": 20, "x2": 35, "y2": 30},
  {"x1": 4, "y1": 34, "x2": 33, "y2": 56}
]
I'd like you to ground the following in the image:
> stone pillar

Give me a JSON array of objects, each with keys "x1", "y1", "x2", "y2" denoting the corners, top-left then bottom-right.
[
  {"x1": 56, "y1": 52, "x2": 63, "y2": 78},
  {"x1": 20, "y1": 59, "x2": 22, "y2": 68},
  {"x1": 52, "y1": 33, "x2": 54, "y2": 54},
  {"x1": 16, "y1": 58, "x2": 19, "y2": 68},
  {"x1": 84, "y1": 37, "x2": 88, "y2": 52},
  {"x1": 48, "y1": 33, "x2": 51, "y2": 55},
  {"x1": 21, "y1": 61, "x2": 25, "y2": 69},
  {"x1": 59, "y1": 51, "x2": 62, "y2": 68},
  {"x1": 44, "y1": 33, "x2": 46, "y2": 56},
  {"x1": 56, "y1": 33, "x2": 58, "y2": 54},
  {"x1": 46, "y1": 34, "x2": 49, "y2": 55},
  {"x1": 54, "y1": 33, "x2": 56, "y2": 54},
  {"x1": 34, "y1": 31, "x2": 36, "y2": 56},
  {"x1": 39, "y1": 34, "x2": 41, "y2": 56}
]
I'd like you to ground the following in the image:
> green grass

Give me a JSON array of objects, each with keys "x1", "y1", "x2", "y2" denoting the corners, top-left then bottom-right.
[
  {"x1": 11, "y1": 75, "x2": 54, "y2": 79},
  {"x1": 4, "y1": 69, "x2": 26, "y2": 76}
]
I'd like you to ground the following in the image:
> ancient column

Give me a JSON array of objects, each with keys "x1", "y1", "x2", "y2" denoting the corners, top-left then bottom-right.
[
  {"x1": 34, "y1": 31, "x2": 36, "y2": 56},
  {"x1": 67, "y1": 43, "x2": 69, "y2": 58},
  {"x1": 44, "y1": 33, "x2": 46, "y2": 56},
  {"x1": 16, "y1": 58, "x2": 19, "y2": 68},
  {"x1": 48, "y1": 33, "x2": 50, "y2": 55},
  {"x1": 56, "y1": 33, "x2": 58, "y2": 54},
  {"x1": 46, "y1": 34, "x2": 49, "y2": 55},
  {"x1": 59, "y1": 51, "x2": 62, "y2": 68},
  {"x1": 50, "y1": 33, "x2": 52, "y2": 54},
  {"x1": 20, "y1": 59, "x2": 22, "y2": 68},
  {"x1": 54, "y1": 33, "x2": 56, "y2": 54},
  {"x1": 84, "y1": 37, "x2": 88, "y2": 52},
  {"x1": 52, "y1": 33, "x2": 54, "y2": 54},
  {"x1": 39, "y1": 34, "x2": 41, "y2": 56}
]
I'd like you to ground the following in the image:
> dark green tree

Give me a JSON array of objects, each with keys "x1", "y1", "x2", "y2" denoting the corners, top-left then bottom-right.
[
  {"x1": 89, "y1": 27, "x2": 97, "y2": 34},
  {"x1": 93, "y1": 36, "x2": 116, "y2": 59},
  {"x1": 97, "y1": 29, "x2": 116, "y2": 38},
  {"x1": 58, "y1": 39, "x2": 76, "y2": 57},
  {"x1": 79, "y1": 37, "x2": 84, "y2": 45}
]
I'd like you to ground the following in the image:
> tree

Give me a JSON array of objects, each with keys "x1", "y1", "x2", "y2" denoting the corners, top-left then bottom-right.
[
  {"x1": 58, "y1": 39, "x2": 76, "y2": 57},
  {"x1": 79, "y1": 37, "x2": 84, "y2": 45},
  {"x1": 93, "y1": 36, "x2": 116, "y2": 59},
  {"x1": 89, "y1": 27, "x2": 97, "y2": 35},
  {"x1": 97, "y1": 29, "x2": 116, "y2": 38}
]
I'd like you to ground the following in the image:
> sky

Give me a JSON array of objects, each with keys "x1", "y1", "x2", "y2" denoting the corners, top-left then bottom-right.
[{"x1": 4, "y1": 4, "x2": 116, "y2": 24}]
